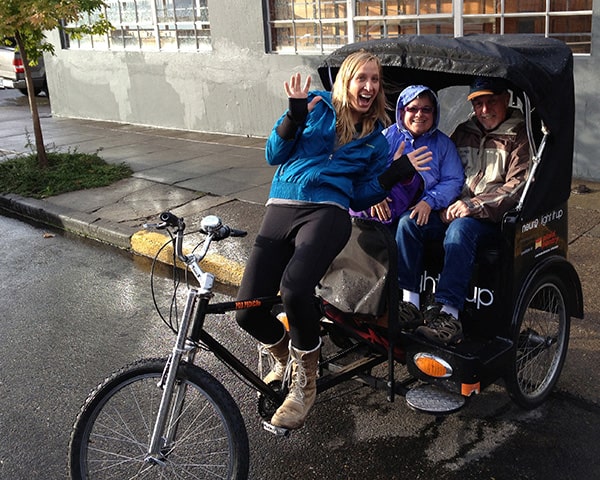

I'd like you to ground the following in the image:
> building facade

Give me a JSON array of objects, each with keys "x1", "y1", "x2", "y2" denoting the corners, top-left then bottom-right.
[{"x1": 45, "y1": 0, "x2": 599, "y2": 180}]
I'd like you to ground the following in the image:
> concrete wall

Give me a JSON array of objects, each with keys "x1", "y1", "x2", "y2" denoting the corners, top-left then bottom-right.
[
  {"x1": 45, "y1": 0, "x2": 600, "y2": 181},
  {"x1": 45, "y1": 0, "x2": 323, "y2": 138}
]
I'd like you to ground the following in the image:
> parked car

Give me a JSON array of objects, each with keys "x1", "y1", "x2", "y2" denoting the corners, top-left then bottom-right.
[{"x1": 0, "y1": 37, "x2": 47, "y2": 96}]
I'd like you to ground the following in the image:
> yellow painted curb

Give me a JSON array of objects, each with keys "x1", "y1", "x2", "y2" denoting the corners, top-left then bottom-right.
[{"x1": 130, "y1": 230, "x2": 245, "y2": 287}]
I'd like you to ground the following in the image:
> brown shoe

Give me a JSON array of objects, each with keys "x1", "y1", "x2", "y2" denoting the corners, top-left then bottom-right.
[
  {"x1": 270, "y1": 339, "x2": 321, "y2": 430},
  {"x1": 417, "y1": 307, "x2": 464, "y2": 345},
  {"x1": 398, "y1": 301, "x2": 424, "y2": 330}
]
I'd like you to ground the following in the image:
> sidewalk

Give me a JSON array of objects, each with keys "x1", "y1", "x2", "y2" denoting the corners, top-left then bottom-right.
[{"x1": 0, "y1": 94, "x2": 271, "y2": 285}]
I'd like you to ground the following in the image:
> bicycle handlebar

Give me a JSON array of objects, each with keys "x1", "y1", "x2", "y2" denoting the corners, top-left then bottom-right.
[
  {"x1": 144, "y1": 212, "x2": 247, "y2": 240},
  {"x1": 160, "y1": 211, "x2": 181, "y2": 228},
  {"x1": 199, "y1": 215, "x2": 247, "y2": 240},
  {"x1": 143, "y1": 212, "x2": 247, "y2": 282},
  {"x1": 143, "y1": 211, "x2": 182, "y2": 231}
]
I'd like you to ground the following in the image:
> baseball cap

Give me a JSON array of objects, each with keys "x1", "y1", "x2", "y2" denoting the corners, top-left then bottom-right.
[{"x1": 467, "y1": 77, "x2": 509, "y2": 101}]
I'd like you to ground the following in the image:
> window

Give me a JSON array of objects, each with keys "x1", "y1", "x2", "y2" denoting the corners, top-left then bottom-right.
[
  {"x1": 266, "y1": 0, "x2": 592, "y2": 54},
  {"x1": 463, "y1": 0, "x2": 592, "y2": 54},
  {"x1": 66, "y1": 0, "x2": 211, "y2": 51},
  {"x1": 354, "y1": 0, "x2": 455, "y2": 41},
  {"x1": 267, "y1": 1, "x2": 349, "y2": 54}
]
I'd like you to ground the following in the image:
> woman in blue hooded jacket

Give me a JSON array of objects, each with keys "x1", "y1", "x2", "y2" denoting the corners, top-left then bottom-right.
[
  {"x1": 352, "y1": 85, "x2": 464, "y2": 328},
  {"x1": 235, "y1": 51, "x2": 432, "y2": 432},
  {"x1": 353, "y1": 84, "x2": 464, "y2": 226}
]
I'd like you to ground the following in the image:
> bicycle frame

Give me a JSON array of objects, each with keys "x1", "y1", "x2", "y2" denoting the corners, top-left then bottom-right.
[{"x1": 145, "y1": 215, "x2": 289, "y2": 459}]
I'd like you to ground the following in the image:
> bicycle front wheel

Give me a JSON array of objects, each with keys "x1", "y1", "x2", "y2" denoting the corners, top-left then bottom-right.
[{"x1": 69, "y1": 358, "x2": 249, "y2": 479}]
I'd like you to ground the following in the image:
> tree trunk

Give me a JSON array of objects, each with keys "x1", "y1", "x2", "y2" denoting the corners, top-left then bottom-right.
[{"x1": 14, "y1": 31, "x2": 48, "y2": 169}]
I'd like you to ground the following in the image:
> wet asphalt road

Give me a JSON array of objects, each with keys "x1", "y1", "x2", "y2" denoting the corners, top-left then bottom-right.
[{"x1": 1, "y1": 214, "x2": 599, "y2": 479}]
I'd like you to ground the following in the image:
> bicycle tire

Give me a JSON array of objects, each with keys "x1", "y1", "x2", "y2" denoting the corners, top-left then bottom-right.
[
  {"x1": 505, "y1": 273, "x2": 570, "y2": 409},
  {"x1": 69, "y1": 358, "x2": 249, "y2": 479}
]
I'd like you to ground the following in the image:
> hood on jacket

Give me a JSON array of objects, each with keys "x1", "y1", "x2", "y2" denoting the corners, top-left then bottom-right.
[{"x1": 394, "y1": 85, "x2": 440, "y2": 138}]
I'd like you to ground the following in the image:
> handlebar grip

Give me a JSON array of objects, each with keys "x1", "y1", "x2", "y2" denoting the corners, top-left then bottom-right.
[
  {"x1": 159, "y1": 211, "x2": 180, "y2": 227},
  {"x1": 215, "y1": 226, "x2": 247, "y2": 240},
  {"x1": 229, "y1": 228, "x2": 247, "y2": 238}
]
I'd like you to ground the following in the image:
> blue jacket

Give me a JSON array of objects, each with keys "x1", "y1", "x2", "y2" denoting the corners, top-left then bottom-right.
[
  {"x1": 353, "y1": 85, "x2": 464, "y2": 223},
  {"x1": 385, "y1": 85, "x2": 464, "y2": 211},
  {"x1": 266, "y1": 90, "x2": 390, "y2": 212}
]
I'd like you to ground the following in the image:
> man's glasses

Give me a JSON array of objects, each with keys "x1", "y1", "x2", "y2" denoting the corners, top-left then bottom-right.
[{"x1": 404, "y1": 106, "x2": 434, "y2": 114}]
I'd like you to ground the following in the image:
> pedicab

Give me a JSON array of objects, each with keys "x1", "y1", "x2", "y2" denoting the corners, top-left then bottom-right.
[
  {"x1": 310, "y1": 33, "x2": 584, "y2": 416},
  {"x1": 68, "y1": 34, "x2": 585, "y2": 480}
]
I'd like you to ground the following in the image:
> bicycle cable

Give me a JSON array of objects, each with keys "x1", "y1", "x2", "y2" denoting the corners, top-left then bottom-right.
[
  {"x1": 149, "y1": 229, "x2": 182, "y2": 334},
  {"x1": 149, "y1": 229, "x2": 209, "y2": 335}
]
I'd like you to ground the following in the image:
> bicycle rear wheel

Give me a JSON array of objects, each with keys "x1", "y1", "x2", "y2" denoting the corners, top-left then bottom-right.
[
  {"x1": 69, "y1": 358, "x2": 249, "y2": 479},
  {"x1": 506, "y1": 273, "x2": 570, "y2": 409}
]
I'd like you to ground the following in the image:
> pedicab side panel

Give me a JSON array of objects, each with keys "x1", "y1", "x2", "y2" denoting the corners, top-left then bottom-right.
[
  {"x1": 509, "y1": 202, "x2": 584, "y2": 320},
  {"x1": 317, "y1": 217, "x2": 403, "y2": 355}
]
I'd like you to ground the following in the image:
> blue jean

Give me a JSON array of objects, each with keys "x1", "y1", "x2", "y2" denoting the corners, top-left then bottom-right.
[{"x1": 395, "y1": 211, "x2": 500, "y2": 311}]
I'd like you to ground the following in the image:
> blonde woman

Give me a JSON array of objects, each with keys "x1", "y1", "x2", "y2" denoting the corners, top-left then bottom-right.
[{"x1": 236, "y1": 50, "x2": 430, "y2": 430}]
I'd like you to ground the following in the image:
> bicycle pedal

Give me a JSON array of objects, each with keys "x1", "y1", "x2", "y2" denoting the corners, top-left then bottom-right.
[{"x1": 261, "y1": 420, "x2": 290, "y2": 437}]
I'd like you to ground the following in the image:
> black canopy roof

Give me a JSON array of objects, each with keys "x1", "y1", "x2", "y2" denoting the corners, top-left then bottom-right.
[{"x1": 318, "y1": 35, "x2": 575, "y2": 217}]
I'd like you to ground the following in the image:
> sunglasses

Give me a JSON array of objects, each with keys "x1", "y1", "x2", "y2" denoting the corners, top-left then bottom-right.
[{"x1": 404, "y1": 106, "x2": 434, "y2": 114}]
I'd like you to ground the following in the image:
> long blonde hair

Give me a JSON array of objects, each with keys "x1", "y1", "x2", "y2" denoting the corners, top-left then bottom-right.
[{"x1": 332, "y1": 50, "x2": 390, "y2": 145}]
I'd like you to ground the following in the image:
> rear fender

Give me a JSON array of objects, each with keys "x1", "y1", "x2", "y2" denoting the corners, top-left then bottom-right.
[{"x1": 515, "y1": 255, "x2": 584, "y2": 320}]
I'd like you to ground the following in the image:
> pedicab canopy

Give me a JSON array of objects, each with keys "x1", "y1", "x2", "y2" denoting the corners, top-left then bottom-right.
[{"x1": 317, "y1": 34, "x2": 575, "y2": 220}]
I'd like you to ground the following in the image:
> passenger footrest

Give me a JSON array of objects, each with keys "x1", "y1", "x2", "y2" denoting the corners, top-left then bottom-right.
[{"x1": 405, "y1": 384, "x2": 465, "y2": 414}]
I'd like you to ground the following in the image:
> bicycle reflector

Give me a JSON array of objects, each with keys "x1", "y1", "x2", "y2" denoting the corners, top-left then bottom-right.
[
  {"x1": 413, "y1": 352, "x2": 453, "y2": 378},
  {"x1": 276, "y1": 312, "x2": 290, "y2": 331}
]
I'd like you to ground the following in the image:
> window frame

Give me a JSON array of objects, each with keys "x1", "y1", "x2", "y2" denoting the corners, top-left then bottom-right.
[
  {"x1": 265, "y1": 0, "x2": 593, "y2": 55},
  {"x1": 65, "y1": 0, "x2": 211, "y2": 52}
]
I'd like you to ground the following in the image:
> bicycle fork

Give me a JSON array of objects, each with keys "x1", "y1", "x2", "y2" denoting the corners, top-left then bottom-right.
[{"x1": 146, "y1": 288, "x2": 200, "y2": 465}]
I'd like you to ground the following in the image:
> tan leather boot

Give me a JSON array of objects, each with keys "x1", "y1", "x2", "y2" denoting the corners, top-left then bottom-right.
[
  {"x1": 262, "y1": 331, "x2": 290, "y2": 385},
  {"x1": 270, "y1": 339, "x2": 321, "y2": 430}
]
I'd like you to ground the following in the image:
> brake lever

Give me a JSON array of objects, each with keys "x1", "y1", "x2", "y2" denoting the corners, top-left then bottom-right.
[{"x1": 143, "y1": 221, "x2": 168, "y2": 229}]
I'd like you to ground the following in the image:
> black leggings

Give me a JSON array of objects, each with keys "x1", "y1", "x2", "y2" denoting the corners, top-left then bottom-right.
[{"x1": 236, "y1": 204, "x2": 352, "y2": 351}]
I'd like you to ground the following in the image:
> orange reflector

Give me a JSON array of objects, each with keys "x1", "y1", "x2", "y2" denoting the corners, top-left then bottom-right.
[
  {"x1": 276, "y1": 312, "x2": 290, "y2": 331},
  {"x1": 461, "y1": 382, "x2": 481, "y2": 396},
  {"x1": 460, "y1": 382, "x2": 481, "y2": 397},
  {"x1": 413, "y1": 353, "x2": 452, "y2": 378}
]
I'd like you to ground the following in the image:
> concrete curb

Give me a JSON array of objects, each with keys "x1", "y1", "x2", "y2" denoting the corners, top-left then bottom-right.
[
  {"x1": 131, "y1": 230, "x2": 245, "y2": 286},
  {"x1": 0, "y1": 194, "x2": 132, "y2": 249},
  {"x1": 0, "y1": 194, "x2": 245, "y2": 287}
]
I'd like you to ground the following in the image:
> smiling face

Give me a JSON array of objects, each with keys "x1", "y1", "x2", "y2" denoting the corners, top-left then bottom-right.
[
  {"x1": 402, "y1": 96, "x2": 435, "y2": 137},
  {"x1": 471, "y1": 92, "x2": 510, "y2": 131},
  {"x1": 347, "y1": 59, "x2": 381, "y2": 123}
]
